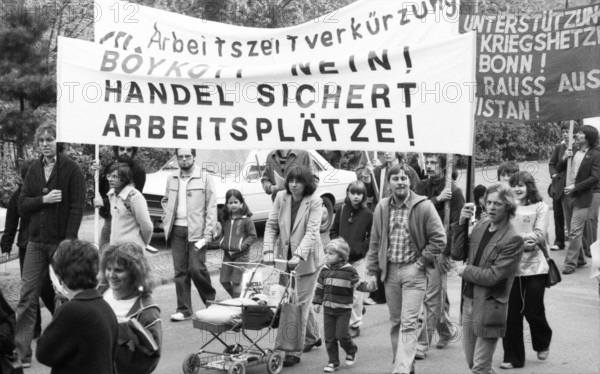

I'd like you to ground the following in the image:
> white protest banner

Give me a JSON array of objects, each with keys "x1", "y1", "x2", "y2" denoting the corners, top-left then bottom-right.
[
  {"x1": 94, "y1": 0, "x2": 460, "y2": 64},
  {"x1": 57, "y1": 33, "x2": 476, "y2": 154}
]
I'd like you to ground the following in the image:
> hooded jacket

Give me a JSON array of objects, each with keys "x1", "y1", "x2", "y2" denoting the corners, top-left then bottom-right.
[{"x1": 366, "y1": 192, "x2": 446, "y2": 282}]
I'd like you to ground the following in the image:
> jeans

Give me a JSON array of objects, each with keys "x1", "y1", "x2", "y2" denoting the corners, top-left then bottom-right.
[
  {"x1": 324, "y1": 309, "x2": 355, "y2": 366},
  {"x1": 461, "y1": 297, "x2": 498, "y2": 374},
  {"x1": 15, "y1": 241, "x2": 58, "y2": 362},
  {"x1": 277, "y1": 269, "x2": 321, "y2": 358},
  {"x1": 349, "y1": 259, "x2": 367, "y2": 328},
  {"x1": 17, "y1": 246, "x2": 55, "y2": 338},
  {"x1": 171, "y1": 226, "x2": 216, "y2": 316},
  {"x1": 417, "y1": 263, "x2": 455, "y2": 352},
  {"x1": 564, "y1": 206, "x2": 588, "y2": 270},
  {"x1": 385, "y1": 262, "x2": 426, "y2": 374},
  {"x1": 503, "y1": 275, "x2": 552, "y2": 367},
  {"x1": 583, "y1": 192, "x2": 600, "y2": 257}
]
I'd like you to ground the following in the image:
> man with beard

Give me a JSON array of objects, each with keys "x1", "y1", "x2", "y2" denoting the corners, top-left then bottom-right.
[
  {"x1": 365, "y1": 163, "x2": 446, "y2": 374},
  {"x1": 161, "y1": 148, "x2": 217, "y2": 321},
  {"x1": 415, "y1": 153, "x2": 462, "y2": 359},
  {"x1": 15, "y1": 121, "x2": 85, "y2": 367},
  {"x1": 94, "y1": 146, "x2": 147, "y2": 251}
]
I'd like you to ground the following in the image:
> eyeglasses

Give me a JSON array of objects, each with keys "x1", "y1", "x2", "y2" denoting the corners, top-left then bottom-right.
[{"x1": 177, "y1": 155, "x2": 193, "y2": 160}]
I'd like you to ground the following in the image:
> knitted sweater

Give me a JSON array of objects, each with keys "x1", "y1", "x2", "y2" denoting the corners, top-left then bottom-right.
[
  {"x1": 19, "y1": 154, "x2": 85, "y2": 244},
  {"x1": 313, "y1": 263, "x2": 359, "y2": 310},
  {"x1": 36, "y1": 289, "x2": 118, "y2": 374},
  {"x1": 330, "y1": 204, "x2": 372, "y2": 262}
]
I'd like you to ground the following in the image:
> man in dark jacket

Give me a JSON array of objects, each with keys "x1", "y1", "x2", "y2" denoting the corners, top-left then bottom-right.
[
  {"x1": 0, "y1": 159, "x2": 55, "y2": 338},
  {"x1": 548, "y1": 121, "x2": 576, "y2": 251},
  {"x1": 415, "y1": 153, "x2": 463, "y2": 358},
  {"x1": 556, "y1": 124, "x2": 600, "y2": 274},
  {"x1": 15, "y1": 121, "x2": 85, "y2": 366},
  {"x1": 260, "y1": 149, "x2": 312, "y2": 201},
  {"x1": 451, "y1": 183, "x2": 523, "y2": 374},
  {"x1": 94, "y1": 146, "x2": 146, "y2": 251}
]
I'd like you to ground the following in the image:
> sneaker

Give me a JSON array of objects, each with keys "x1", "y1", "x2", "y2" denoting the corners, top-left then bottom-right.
[
  {"x1": 21, "y1": 361, "x2": 32, "y2": 369},
  {"x1": 170, "y1": 312, "x2": 191, "y2": 322},
  {"x1": 363, "y1": 297, "x2": 376, "y2": 305},
  {"x1": 537, "y1": 349, "x2": 549, "y2": 360},
  {"x1": 415, "y1": 349, "x2": 427, "y2": 360},
  {"x1": 550, "y1": 244, "x2": 563, "y2": 251},
  {"x1": 324, "y1": 363, "x2": 339, "y2": 372},
  {"x1": 500, "y1": 362, "x2": 514, "y2": 369},
  {"x1": 345, "y1": 345, "x2": 357, "y2": 366},
  {"x1": 145, "y1": 245, "x2": 159, "y2": 253},
  {"x1": 349, "y1": 326, "x2": 360, "y2": 338}
]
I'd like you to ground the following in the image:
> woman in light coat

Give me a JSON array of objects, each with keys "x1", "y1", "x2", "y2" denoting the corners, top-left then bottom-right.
[{"x1": 263, "y1": 165, "x2": 325, "y2": 367}]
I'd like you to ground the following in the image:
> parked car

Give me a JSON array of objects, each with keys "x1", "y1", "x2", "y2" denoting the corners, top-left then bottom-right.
[{"x1": 142, "y1": 149, "x2": 357, "y2": 234}]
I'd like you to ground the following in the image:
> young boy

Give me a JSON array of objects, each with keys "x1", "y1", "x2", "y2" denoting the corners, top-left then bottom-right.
[{"x1": 313, "y1": 238, "x2": 371, "y2": 372}]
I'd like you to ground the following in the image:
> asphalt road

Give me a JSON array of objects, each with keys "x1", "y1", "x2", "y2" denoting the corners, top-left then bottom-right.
[{"x1": 6, "y1": 160, "x2": 600, "y2": 373}]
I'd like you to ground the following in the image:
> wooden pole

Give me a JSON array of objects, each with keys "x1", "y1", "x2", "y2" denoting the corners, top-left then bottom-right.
[
  {"x1": 444, "y1": 154, "x2": 454, "y2": 232},
  {"x1": 566, "y1": 121, "x2": 574, "y2": 182},
  {"x1": 364, "y1": 151, "x2": 380, "y2": 199},
  {"x1": 94, "y1": 144, "x2": 100, "y2": 249}
]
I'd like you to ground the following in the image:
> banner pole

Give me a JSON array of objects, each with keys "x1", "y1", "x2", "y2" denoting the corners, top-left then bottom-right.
[
  {"x1": 566, "y1": 121, "x2": 574, "y2": 182},
  {"x1": 94, "y1": 144, "x2": 100, "y2": 249},
  {"x1": 364, "y1": 151, "x2": 380, "y2": 199}
]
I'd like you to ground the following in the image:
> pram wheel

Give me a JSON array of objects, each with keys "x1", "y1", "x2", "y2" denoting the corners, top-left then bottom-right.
[
  {"x1": 227, "y1": 361, "x2": 245, "y2": 374},
  {"x1": 266, "y1": 352, "x2": 284, "y2": 374},
  {"x1": 182, "y1": 353, "x2": 200, "y2": 374}
]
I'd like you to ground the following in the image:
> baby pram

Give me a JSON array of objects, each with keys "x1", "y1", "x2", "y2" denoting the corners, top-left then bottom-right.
[{"x1": 182, "y1": 262, "x2": 292, "y2": 374}]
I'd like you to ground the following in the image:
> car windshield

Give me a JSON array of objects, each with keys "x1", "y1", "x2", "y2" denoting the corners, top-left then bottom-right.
[{"x1": 160, "y1": 150, "x2": 253, "y2": 177}]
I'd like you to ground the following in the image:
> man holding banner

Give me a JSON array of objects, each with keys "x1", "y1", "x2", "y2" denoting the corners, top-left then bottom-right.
[
  {"x1": 261, "y1": 149, "x2": 312, "y2": 201},
  {"x1": 415, "y1": 153, "x2": 462, "y2": 358}
]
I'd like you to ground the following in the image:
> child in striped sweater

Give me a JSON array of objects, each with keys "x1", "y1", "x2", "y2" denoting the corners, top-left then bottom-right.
[{"x1": 313, "y1": 238, "x2": 371, "y2": 372}]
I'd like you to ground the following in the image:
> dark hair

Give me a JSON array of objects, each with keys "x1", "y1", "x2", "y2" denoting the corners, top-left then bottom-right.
[
  {"x1": 509, "y1": 171, "x2": 542, "y2": 205},
  {"x1": 497, "y1": 161, "x2": 519, "y2": 180},
  {"x1": 99, "y1": 243, "x2": 155, "y2": 296},
  {"x1": 484, "y1": 183, "x2": 517, "y2": 219},
  {"x1": 344, "y1": 180, "x2": 368, "y2": 208},
  {"x1": 52, "y1": 240, "x2": 99, "y2": 290},
  {"x1": 111, "y1": 146, "x2": 139, "y2": 158},
  {"x1": 175, "y1": 148, "x2": 196, "y2": 157},
  {"x1": 221, "y1": 189, "x2": 252, "y2": 220},
  {"x1": 386, "y1": 163, "x2": 413, "y2": 184},
  {"x1": 474, "y1": 184, "x2": 487, "y2": 203},
  {"x1": 34, "y1": 121, "x2": 65, "y2": 153},
  {"x1": 107, "y1": 162, "x2": 134, "y2": 187},
  {"x1": 285, "y1": 165, "x2": 317, "y2": 196},
  {"x1": 423, "y1": 153, "x2": 459, "y2": 180},
  {"x1": 579, "y1": 124, "x2": 599, "y2": 148},
  {"x1": 560, "y1": 120, "x2": 580, "y2": 132}
]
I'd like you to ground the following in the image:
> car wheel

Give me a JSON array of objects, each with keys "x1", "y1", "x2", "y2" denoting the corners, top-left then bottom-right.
[{"x1": 320, "y1": 196, "x2": 334, "y2": 233}]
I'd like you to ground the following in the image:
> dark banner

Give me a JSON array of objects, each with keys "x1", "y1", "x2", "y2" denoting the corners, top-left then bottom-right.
[{"x1": 460, "y1": 3, "x2": 600, "y2": 123}]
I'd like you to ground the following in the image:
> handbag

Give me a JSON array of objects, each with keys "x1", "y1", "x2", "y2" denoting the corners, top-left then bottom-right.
[
  {"x1": 0, "y1": 351, "x2": 24, "y2": 374},
  {"x1": 274, "y1": 276, "x2": 303, "y2": 352},
  {"x1": 538, "y1": 242, "x2": 562, "y2": 288}
]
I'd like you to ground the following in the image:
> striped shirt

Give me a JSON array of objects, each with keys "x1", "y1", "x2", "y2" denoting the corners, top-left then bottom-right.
[
  {"x1": 387, "y1": 196, "x2": 418, "y2": 264},
  {"x1": 313, "y1": 263, "x2": 359, "y2": 310}
]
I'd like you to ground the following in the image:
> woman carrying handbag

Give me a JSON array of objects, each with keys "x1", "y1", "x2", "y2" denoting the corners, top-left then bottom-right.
[{"x1": 501, "y1": 171, "x2": 553, "y2": 369}]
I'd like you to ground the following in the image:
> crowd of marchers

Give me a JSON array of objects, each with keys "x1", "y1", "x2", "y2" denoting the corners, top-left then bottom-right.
[{"x1": 1, "y1": 119, "x2": 599, "y2": 374}]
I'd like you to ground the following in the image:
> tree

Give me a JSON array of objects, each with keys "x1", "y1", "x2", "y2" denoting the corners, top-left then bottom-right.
[{"x1": 0, "y1": 3, "x2": 55, "y2": 164}]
